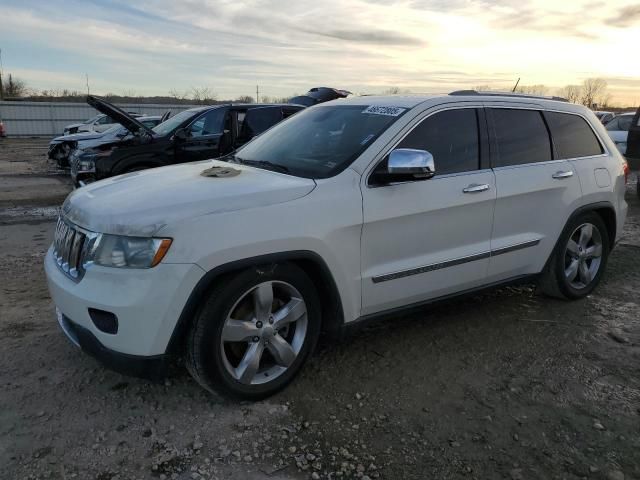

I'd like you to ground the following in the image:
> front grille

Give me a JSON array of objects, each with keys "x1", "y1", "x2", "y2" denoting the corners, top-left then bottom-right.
[{"x1": 53, "y1": 217, "x2": 92, "y2": 281}]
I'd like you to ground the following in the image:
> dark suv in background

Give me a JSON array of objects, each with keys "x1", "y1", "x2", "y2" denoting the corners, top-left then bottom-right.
[{"x1": 71, "y1": 96, "x2": 304, "y2": 186}]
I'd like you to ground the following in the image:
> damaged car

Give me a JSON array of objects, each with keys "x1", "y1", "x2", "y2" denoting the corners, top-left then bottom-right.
[
  {"x1": 289, "y1": 87, "x2": 351, "y2": 106},
  {"x1": 70, "y1": 95, "x2": 303, "y2": 187},
  {"x1": 63, "y1": 111, "x2": 143, "y2": 135},
  {"x1": 50, "y1": 113, "x2": 170, "y2": 168}
]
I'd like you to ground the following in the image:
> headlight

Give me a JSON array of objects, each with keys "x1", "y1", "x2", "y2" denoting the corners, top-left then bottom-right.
[
  {"x1": 78, "y1": 157, "x2": 95, "y2": 172},
  {"x1": 83, "y1": 234, "x2": 172, "y2": 269}
]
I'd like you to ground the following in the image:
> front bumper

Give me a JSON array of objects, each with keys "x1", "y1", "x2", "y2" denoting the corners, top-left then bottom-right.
[
  {"x1": 44, "y1": 247, "x2": 205, "y2": 358},
  {"x1": 56, "y1": 308, "x2": 169, "y2": 379}
]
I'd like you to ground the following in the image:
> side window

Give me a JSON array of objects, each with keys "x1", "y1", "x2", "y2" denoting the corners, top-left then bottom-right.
[
  {"x1": 491, "y1": 109, "x2": 552, "y2": 167},
  {"x1": 189, "y1": 109, "x2": 225, "y2": 137},
  {"x1": 605, "y1": 117, "x2": 619, "y2": 131},
  {"x1": 395, "y1": 108, "x2": 480, "y2": 175},
  {"x1": 544, "y1": 111, "x2": 603, "y2": 159},
  {"x1": 240, "y1": 107, "x2": 284, "y2": 141},
  {"x1": 618, "y1": 116, "x2": 633, "y2": 132}
]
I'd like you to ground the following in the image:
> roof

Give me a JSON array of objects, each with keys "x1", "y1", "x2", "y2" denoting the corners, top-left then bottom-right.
[
  {"x1": 322, "y1": 91, "x2": 575, "y2": 110},
  {"x1": 324, "y1": 95, "x2": 441, "y2": 108}
]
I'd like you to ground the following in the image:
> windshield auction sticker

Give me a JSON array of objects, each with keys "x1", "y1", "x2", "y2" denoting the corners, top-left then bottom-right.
[{"x1": 362, "y1": 105, "x2": 406, "y2": 116}]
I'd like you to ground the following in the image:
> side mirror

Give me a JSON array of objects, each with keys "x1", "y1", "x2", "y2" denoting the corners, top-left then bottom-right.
[
  {"x1": 173, "y1": 128, "x2": 188, "y2": 141},
  {"x1": 388, "y1": 148, "x2": 435, "y2": 178}
]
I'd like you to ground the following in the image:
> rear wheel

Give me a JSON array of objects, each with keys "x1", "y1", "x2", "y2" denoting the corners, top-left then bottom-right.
[
  {"x1": 539, "y1": 212, "x2": 609, "y2": 299},
  {"x1": 185, "y1": 263, "x2": 321, "y2": 400}
]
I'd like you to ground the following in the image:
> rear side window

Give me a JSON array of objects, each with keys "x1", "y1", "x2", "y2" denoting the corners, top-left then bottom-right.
[
  {"x1": 396, "y1": 108, "x2": 480, "y2": 175},
  {"x1": 240, "y1": 107, "x2": 284, "y2": 140},
  {"x1": 491, "y1": 109, "x2": 552, "y2": 167},
  {"x1": 618, "y1": 115, "x2": 633, "y2": 132},
  {"x1": 545, "y1": 112, "x2": 603, "y2": 158}
]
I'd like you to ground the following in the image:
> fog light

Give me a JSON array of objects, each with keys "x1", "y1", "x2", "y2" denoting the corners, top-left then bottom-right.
[{"x1": 88, "y1": 308, "x2": 119, "y2": 334}]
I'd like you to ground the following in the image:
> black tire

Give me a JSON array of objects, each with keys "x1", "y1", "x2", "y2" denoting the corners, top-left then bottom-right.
[
  {"x1": 538, "y1": 212, "x2": 610, "y2": 300},
  {"x1": 185, "y1": 263, "x2": 321, "y2": 400}
]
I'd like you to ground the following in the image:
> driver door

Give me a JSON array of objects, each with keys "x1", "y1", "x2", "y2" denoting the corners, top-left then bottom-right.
[
  {"x1": 360, "y1": 106, "x2": 496, "y2": 315},
  {"x1": 175, "y1": 108, "x2": 228, "y2": 162}
]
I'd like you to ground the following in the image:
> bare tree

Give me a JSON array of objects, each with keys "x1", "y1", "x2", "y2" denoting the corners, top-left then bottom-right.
[
  {"x1": 169, "y1": 88, "x2": 189, "y2": 101},
  {"x1": 515, "y1": 84, "x2": 548, "y2": 96},
  {"x1": 557, "y1": 85, "x2": 582, "y2": 104},
  {"x1": 383, "y1": 86, "x2": 412, "y2": 95},
  {"x1": 190, "y1": 87, "x2": 217, "y2": 104},
  {"x1": 581, "y1": 78, "x2": 608, "y2": 108},
  {"x1": 2, "y1": 74, "x2": 28, "y2": 97},
  {"x1": 236, "y1": 95, "x2": 255, "y2": 103}
]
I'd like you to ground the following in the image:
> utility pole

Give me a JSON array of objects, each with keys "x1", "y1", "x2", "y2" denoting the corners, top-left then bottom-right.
[
  {"x1": 86, "y1": 73, "x2": 90, "y2": 95},
  {"x1": 0, "y1": 48, "x2": 4, "y2": 101},
  {"x1": 256, "y1": 85, "x2": 259, "y2": 104}
]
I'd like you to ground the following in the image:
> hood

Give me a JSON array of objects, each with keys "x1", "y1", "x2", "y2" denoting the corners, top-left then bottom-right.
[
  {"x1": 86, "y1": 95, "x2": 153, "y2": 136},
  {"x1": 52, "y1": 131, "x2": 106, "y2": 143},
  {"x1": 61, "y1": 160, "x2": 317, "y2": 236}
]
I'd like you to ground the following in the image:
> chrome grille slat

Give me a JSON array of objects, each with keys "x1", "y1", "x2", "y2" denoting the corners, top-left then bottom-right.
[{"x1": 53, "y1": 217, "x2": 89, "y2": 282}]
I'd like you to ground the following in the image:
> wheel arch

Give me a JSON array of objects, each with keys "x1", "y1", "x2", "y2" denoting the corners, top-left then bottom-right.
[
  {"x1": 542, "y1": 201, "x2": 617, "y2": 273},
  {"x1": 112, "y1": 152, "x2": 165, "y2": 176},
  {"x1": 165, "y1": 251, "x2": 345, "y2": 355}
]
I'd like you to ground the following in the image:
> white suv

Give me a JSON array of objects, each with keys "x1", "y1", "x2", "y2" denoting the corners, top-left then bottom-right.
[{"x1": 45, "y1": 92, "x2": 628, "y2": 399}]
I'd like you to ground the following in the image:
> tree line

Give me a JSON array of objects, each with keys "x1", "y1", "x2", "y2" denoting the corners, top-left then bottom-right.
[{"x1": 0, "y1": 73, "x2": 631, "y2": 109}]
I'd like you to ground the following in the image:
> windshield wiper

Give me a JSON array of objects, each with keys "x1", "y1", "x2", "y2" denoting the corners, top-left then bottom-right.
[{"x1": 234, "y1": 157, "x2": 290, "y2": 174}]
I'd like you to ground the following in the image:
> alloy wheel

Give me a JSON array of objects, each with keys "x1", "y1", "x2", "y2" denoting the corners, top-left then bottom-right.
[
  {"x1": 220, "y1": 281, "x2": 308, "y2": 385},
  {"x1": 564, "y1": 222, "x2": 603, "y2": 289}
]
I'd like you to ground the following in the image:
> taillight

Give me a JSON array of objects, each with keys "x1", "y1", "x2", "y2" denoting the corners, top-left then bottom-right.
[{"x1": 623, "y1": 161, "x2": 630, "y2": 184}]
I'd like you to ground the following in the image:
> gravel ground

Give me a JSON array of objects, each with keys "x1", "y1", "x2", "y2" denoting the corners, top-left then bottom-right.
[{"x1": 1, "y1": 138, "x2": 639, "y2": 480}]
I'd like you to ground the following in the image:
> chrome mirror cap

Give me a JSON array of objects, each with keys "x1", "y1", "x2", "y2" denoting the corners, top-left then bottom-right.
[{"x1": 388, "y1": 149, "x2": 435, "y2": 178}]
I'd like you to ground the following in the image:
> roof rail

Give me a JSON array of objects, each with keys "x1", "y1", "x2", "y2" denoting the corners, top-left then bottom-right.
[{"x1": 449, "y1": 90, "x2": 568, "y2": 102}]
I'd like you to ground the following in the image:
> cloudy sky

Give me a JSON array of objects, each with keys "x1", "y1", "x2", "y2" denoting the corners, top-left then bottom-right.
[{"x1": 0, "y1": 0, "x2": 639, "y2": 104}]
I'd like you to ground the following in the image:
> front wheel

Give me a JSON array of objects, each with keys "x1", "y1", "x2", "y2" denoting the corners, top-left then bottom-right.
[
  {"x1": 538, "y1": 212, "x2": 610, "y2": 299},
  {"x1": 185, "y1": 263, "x2": 321, "y2": 400}
]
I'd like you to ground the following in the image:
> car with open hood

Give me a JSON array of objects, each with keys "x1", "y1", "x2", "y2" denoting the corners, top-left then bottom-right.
[
  {"x1": 45, "y1": 91, "x2": 627, "y2": 399},
  {"x1": 50, "y1": 113, "x2": 170, "y2": 168},
  {"x1": 70, "y1": 95, "x2": 304, "y2": 186},
  {"x1": 63, "y1": 111, "x2": 144, "y2": 135}
]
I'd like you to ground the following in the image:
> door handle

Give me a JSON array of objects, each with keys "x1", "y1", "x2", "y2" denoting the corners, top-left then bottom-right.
[
  {"x1": 463, "y1": 183, "x2": 490, "y2": 193},
  {"x1": 552, "y1": 170, "x2": 574, "y2": 179}
]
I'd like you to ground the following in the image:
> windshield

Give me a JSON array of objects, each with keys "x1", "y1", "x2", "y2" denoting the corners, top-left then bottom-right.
[
  {"x1": 84, "y1": 114, "x2": 103, "y2": 124},
  {"x1": 234, "y1": 104, "x2": 407, "y2": 178},
  {"x1": 152, "y1": 108, "x2": 202, "y2": 136}
]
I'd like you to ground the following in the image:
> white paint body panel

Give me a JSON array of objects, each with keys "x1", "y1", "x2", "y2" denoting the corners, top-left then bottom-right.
[{"x1": 44, "y1": 94, "x2": 628, "y2": 358}]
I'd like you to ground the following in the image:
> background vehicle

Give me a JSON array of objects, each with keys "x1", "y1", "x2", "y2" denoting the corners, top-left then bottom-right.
[
  {"x1": 605, "y1": 112, "x2": 635, "y2": 154},
  {"x1": 50, "y1": 114, "x2": 169, "y2": 168},
  {"x1": 63, "y1": 112, "x2": 142, "y2": 135},
  {"x1": 45, "y1": 92, "x2": 627, "y2": 399},
  {"x1": 595, "y1": 111, "x2": 616, "y2": 125},
  {"x1": 70, "y1": 95, "x2": 303, "y2": 186},
  {"x1": 289, "y1": 87, "x2": 351, "y2": 106}
]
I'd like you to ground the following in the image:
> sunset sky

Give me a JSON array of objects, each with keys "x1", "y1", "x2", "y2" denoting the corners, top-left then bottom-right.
[{"x1": 0, "y1": 0, "x2": 639, "y2": 105}]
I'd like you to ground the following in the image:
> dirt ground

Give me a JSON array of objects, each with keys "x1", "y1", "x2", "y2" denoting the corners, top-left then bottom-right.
[{"x1": 1, "y1": 138, "x2": 639, "y2": 480}]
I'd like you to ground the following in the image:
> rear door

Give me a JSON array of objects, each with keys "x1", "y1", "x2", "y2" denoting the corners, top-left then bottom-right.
[
  {"x1": 175, "y1": 107, "x2": 227, "y2": 162},
  {"x1": 626, "y1": 107, "x2": 640, "y2": 160},
  {"x1": 235, "y1": 106, "x2": 286, "y2": 148},
  {"x1": 486, "y1": 105, "x2": 582, "y2": 282}
]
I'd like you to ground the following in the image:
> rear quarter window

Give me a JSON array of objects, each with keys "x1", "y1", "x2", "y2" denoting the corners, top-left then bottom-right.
[{"x1": 544, "y1": 111, "x2": 603, "y2": 159}]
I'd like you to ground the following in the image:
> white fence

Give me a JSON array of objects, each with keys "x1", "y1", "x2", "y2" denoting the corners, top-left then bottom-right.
[{"x1": 0, "y1": 101, "x2": 200, "y2": 137}]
